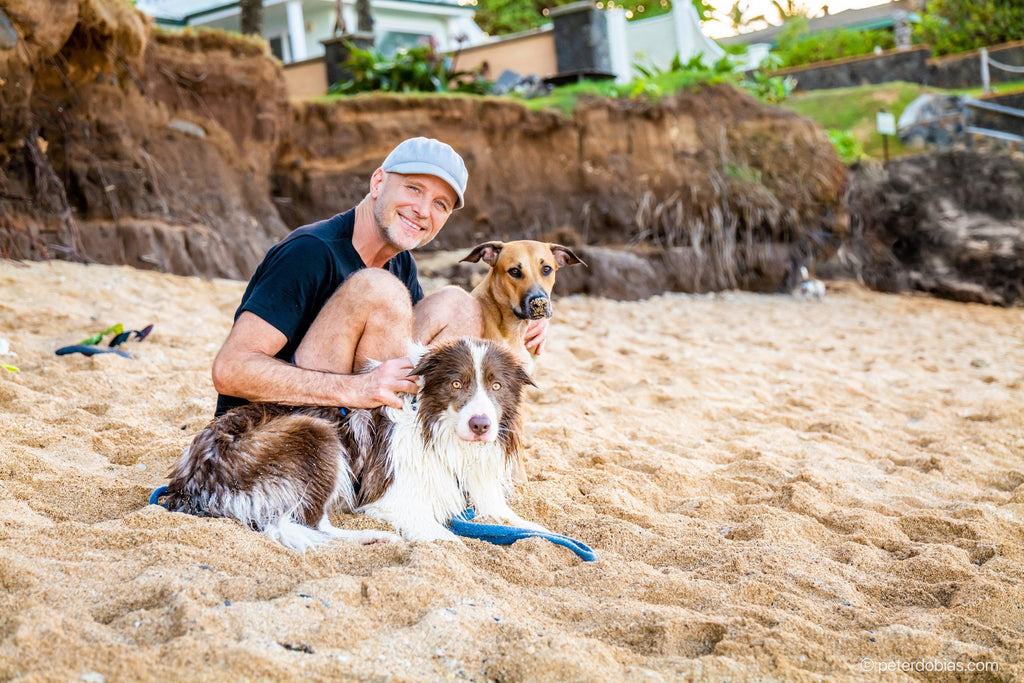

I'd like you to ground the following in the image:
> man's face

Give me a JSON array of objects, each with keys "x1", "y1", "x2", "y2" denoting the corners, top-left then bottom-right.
[{"x1": 371, "y1": 170, "x2": 457, "y2": 252}]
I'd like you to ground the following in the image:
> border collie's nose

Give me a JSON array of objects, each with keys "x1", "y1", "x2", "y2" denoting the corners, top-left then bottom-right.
[{"x1": 468, "y1": 415, "x2": 491, "y2": 436}]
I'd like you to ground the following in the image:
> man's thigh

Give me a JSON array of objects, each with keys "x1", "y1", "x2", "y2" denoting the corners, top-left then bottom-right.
[{"x1": 295, "y1": 269, "x2": 414, "y2": 374}]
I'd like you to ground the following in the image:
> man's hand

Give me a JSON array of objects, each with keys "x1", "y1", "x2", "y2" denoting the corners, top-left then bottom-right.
[
  {"x1": 353, "y1": 357, "x2": 419, "y2": 409},
  {"x1": 524, "y1": 318, "x2": 549, "y2": 355}
]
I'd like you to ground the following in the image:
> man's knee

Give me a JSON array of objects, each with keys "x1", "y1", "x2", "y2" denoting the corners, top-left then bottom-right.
[
  {"x1": 415, "y1": 285, "x2": 483, "y2": 342},
  {"x1": 334, "y1": 268, "x2": 413, "y2": 315}
]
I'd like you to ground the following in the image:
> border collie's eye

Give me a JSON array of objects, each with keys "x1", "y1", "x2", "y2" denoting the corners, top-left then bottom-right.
[
  {"x1": 508, "y1": 267, "x2": 522, "y2": 279},
  {"x1": 491, "y1": 382, "x2": 501, "y2": 391},
  {"x1": 452, "y1": 380, "x2": 462, "y2": 389},
  {"x1": 542, "y1": 265, "x2": 553, "y2": 276}
]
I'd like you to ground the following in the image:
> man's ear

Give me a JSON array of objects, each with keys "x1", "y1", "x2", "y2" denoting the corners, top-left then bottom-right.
[
  {"x1": 369, "y1": 167, "x2": 386, "y2": 199},
  {"x1": 460, "y1": 241, "x2": 505, "y2": 266},
  {"x1": 550, "y1": 244, "x2": 586, "y2": 268}
]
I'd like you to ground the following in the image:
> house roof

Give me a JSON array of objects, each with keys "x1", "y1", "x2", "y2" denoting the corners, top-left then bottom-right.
[{"x1": 718, "y1": 0, "x2": 919, "y2": 46}]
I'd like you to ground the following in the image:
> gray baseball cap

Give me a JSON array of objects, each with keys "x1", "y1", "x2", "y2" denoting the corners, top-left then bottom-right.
[{"x1": 381, "y1": 137, "x2": 468, "y2": 210}]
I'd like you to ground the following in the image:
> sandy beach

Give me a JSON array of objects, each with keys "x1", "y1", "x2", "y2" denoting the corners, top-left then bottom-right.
[{"x1": 0, "y1": 258, "x2": 1021, "y2": 681}]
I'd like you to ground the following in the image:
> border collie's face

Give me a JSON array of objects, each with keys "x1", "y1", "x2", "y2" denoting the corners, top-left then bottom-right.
[{"x1": 415, "y1": 339, "x2": 535, "y2": 445}]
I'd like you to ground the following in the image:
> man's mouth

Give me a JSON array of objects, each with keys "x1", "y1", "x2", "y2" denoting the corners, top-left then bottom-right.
[{"x1": 398, "y1": 214, "x2": 425, "y2": 233}]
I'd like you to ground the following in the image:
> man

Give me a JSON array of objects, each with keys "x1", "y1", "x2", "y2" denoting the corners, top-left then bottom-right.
[{"x1": 212, "y1": 137, "x2": 547, "y2": 416}]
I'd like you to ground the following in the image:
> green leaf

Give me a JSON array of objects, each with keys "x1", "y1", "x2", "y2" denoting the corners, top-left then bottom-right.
[{"x1": 2, "y1": 364, "x2": 19, "y2": 372}]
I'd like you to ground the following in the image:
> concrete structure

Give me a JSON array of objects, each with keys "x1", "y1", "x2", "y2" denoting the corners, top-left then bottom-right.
[{"x1": 136, "y1": 0, "x2": 485, "y2": 64}]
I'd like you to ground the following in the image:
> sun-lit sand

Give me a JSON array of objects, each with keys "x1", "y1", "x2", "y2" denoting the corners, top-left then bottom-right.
[{"x1": 1, "y1": 258, "x2": 1021, "y2": 680}]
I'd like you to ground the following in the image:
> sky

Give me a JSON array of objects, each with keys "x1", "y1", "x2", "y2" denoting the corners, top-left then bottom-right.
[{"x1": 701, "y1": 0, "x2": 896, "y2": 38}]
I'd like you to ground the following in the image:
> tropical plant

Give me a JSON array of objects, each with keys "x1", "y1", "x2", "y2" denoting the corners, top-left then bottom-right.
[
  {"x1": 473, "y1": 0, "x2": 713, "y2": 37},
  {"x1": 770, "y1": 0, "x2": 810, "y2": 22},
  {"x1": 915, "y1": 0, "x2": 1024, "y2": 56},
  {"x1": 725, "y1": 0, "x2": 767, "y2": 33},
  {"x1": 741, "y1": 70, "x2": 796, "y2": 103},
  {"x1": 328, "y1": 43, "x2": 491, "y2": 95}
]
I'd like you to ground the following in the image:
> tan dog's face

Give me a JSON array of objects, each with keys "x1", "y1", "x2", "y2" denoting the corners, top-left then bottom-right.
[{"x1": 460, "y1": 240, "x2": 584, "y2": 320}]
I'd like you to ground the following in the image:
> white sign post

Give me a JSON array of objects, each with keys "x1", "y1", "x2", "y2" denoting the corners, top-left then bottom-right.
[{"x1": 876, "y1": 111, "x2": 896, "y2": 164}]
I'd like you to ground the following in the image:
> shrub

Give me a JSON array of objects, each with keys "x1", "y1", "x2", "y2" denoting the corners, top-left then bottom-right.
[
  {"x1": 328, "y1": 42, "x2": 491, "y2": 95},
  {"x1": 827, "y1": 129, "x2": 863, "y2": 164},
  {"x1": 772, "y1": 17, "x2": 897, "y2": 68},
  {"x1": 915, "y1": 0, "x2": 1024, "y2": 56}
]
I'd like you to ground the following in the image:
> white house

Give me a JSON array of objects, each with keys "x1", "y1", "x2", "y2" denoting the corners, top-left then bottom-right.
[{"x1": 135, "y1": 0, "x2": 486, "y2": 63}]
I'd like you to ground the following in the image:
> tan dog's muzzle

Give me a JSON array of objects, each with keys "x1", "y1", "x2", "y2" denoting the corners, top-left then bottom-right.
[{"x1": 524, "y1": 293, "x2": 552, "y2": 320}]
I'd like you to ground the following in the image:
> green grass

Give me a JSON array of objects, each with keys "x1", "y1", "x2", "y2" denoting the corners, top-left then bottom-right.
[
  {"x1": 521, "y1": 70, "x2": 735, "y2": 116},
  {"x1": 779, "y1": 81, "x2": 936, "y2": 160},
  {"x1": 781, "y1": 79, "x2": 1024, "y2": 161}
]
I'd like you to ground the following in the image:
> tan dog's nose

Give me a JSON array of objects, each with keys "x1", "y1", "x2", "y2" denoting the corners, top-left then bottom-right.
[{"x1": 527, "y1": 294, "x2": 551, "y2": 319}]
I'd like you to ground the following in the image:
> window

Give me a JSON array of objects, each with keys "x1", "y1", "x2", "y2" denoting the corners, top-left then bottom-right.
[{"x1": 377, "y1": 31, "x2": 434, "y2": 58}]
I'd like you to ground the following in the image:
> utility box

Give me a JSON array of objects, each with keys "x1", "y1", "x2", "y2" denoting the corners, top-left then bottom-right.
[
  {"x1": 547, "y1": 2, "x2": 616, "y2": 84},
  {"x1": 321, "y1": 32, "x2": 375, "y2": 89}
]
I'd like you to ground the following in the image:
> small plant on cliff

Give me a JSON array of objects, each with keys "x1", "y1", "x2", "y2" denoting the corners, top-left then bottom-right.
[
  {"x1": 826, "y1": 129, "x2": 863, "y2": 164},
  {"x1": 740, "y1": 70, "x2": 796, "y2": 103},
  {"x1": 328, "y1": 42, "x2": 491, "y2": 95}
]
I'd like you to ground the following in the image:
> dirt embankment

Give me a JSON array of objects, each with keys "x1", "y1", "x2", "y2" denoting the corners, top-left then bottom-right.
[
  {"x1": 0, "y1": 0, "x2": 290, "y2": 279},
  {"x1": 822, "y1": 151, "x2": 1024, "y2": 306},
  {"x1": 1, "y1": 0, "x2": 849, "y2": 294}
]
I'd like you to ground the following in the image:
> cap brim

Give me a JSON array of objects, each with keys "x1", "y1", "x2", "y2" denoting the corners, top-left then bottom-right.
[{"x1": 386, "y1": 161, "x2": 465, "y2": 210}]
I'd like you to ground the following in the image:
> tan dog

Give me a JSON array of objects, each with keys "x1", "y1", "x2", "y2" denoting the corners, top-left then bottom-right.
[{"x1": 460, "y1": 240, "x2": 585, "y2": 371}]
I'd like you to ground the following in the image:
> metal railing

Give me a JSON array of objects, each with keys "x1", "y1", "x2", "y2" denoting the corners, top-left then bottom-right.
[{"x1": 980, "y1": 47, "x2": 1024, "y2": 94}]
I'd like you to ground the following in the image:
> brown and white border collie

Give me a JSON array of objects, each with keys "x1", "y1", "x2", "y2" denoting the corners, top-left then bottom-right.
[{"x1": 163, "y1": 338, "x2": 547, "y2": 551}]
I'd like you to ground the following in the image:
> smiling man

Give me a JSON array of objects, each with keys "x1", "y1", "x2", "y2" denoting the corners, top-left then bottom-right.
[{"x1": 211, "y1": 137, "x2": 506, "y2": 417}]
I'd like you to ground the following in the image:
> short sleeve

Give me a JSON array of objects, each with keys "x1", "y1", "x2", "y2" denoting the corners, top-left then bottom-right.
[{"x1": 239, "y1": 235, "x2": 337, "y2": 346}]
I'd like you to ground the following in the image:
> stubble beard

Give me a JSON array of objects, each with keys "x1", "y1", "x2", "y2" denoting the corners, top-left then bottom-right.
[{"x1": 373, "y1": 202, "x2": 420, "y2": 253}]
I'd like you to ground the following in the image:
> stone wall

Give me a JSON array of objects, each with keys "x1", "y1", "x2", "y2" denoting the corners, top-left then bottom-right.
[
  {"x1": 775, "y1": 47, "x2": 931, "y2": 92},
  {"x1": 771, "y1": 41, "x2": 1024, "y2": 93}
]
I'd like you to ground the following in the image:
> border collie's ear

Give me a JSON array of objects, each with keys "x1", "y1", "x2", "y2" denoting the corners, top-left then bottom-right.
[
  {"x1": 460, "y1": 241, "x2": 505, "y2": 266},
  {"x1": 550, "y1": 244, "x2": 586, "y2": 269},
  {"x1": 517, "y1": 364, "x2": 538, "y2": 389}
]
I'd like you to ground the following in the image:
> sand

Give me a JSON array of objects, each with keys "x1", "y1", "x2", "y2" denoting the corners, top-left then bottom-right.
[{"x1": 0, "y1": 258, "x2": 1022, "y2": 681}]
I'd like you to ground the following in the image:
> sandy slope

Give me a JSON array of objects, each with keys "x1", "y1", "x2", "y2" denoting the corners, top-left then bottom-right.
[{"x1": 0, "y1": 259, "x2": 1021, "y2": 681}]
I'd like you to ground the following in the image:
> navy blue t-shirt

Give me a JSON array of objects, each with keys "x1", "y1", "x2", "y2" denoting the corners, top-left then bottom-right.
[{"x1": 215, "y1": 209, "x2": 423, "y2": 416}]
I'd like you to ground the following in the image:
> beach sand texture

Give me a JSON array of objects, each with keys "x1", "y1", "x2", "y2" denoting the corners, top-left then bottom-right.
[{"x1": 0, "y1": 259, "x2": 1021, "y2": 681}]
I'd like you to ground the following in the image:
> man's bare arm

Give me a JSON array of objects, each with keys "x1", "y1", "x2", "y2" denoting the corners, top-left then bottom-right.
[{"x1": 211, "y1": 312, "x2": 418, "y2": 409}]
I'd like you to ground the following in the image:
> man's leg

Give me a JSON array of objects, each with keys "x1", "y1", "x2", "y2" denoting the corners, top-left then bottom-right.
[
  {"x1": 294, "y1": 268, "x2": 413, "y2": 374},
  {"x1": 414, "y1": 285, "x2": 483, "y2": 345}
]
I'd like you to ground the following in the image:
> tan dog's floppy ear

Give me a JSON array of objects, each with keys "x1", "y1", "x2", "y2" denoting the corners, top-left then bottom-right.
[
  {"x1": 550, "y1": 244, "x2": 586, "y2": 269},
  {"x1": 460, "y1": 241, "x2": 505, "y2": 266}
]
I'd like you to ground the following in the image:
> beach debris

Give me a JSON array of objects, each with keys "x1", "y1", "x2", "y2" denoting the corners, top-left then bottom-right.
[
  {"x1": 56, "y1": 323, "x2": 155, "y2": 359},
  {"x1": 792, "y1": 266, "x2": 826, "y2": 301},
  {"x1": 0, "y1": 337, "x2": 19, "y2": 371},
  {"x1": 56, "y1": 345, "x2": 133, "y2": 359}
]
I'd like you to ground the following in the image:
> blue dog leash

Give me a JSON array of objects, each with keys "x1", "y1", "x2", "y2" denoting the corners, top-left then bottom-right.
[
  {"x1": 448, "y1": 509, "x2": 597, "y2": 562},
  {"x1": 149, "y1": 488, "x2": 595, "y2": 562},
  {"x1": 149, "y1": 485, "x2": 169, "y2": 507}
]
